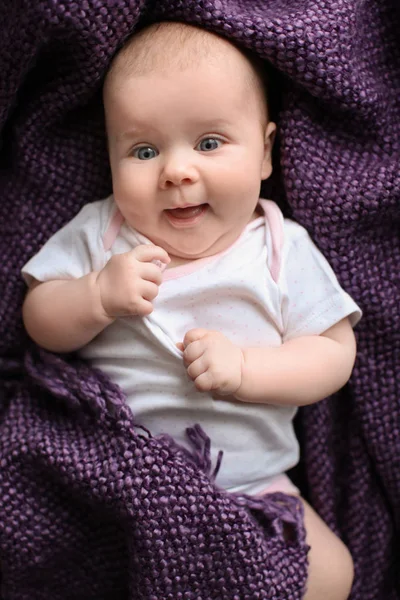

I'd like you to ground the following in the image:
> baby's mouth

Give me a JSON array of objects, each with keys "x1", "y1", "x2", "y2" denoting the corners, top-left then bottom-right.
[{"x1": 165, "y1": 204, "x2": 208, "y2": 221}]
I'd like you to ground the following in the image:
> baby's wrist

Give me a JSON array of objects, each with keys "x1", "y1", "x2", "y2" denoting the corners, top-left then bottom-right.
[
  {"x1": 232, "y1": 347, "x2": 247, "y2": 401},
  {"x1": 88, "y1": 272, "x2": 116, "y2": 325}
]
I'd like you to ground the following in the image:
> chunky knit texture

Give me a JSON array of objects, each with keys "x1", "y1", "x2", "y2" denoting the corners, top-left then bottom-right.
[{"x1": 0, "y1": 1, "x2": 399, "y2": 599}]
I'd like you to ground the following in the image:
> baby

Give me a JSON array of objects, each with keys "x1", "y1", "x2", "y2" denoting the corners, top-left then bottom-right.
[{"x1": 22, "y1": 21, "x2": 361, "y2": 600}]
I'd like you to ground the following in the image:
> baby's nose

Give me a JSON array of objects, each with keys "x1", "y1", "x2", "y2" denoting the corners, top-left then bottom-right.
[{"x1": 159, "y1": 154, "x2": 199, "y2": 188}]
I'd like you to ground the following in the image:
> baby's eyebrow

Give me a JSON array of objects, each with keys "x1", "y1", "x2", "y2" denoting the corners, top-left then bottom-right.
[
  {"x1": 192, "y1": 118, "x2": 233, "y2": 129},
  {"x1": 116, "y1": 127, "x2": 150, "y2": 142},
  {"x1": 115, "y1": 117, "x2": 171, "y2": 141},
  {"x1": 113, "y1": 118, "x2": 235, "y2": 145}
]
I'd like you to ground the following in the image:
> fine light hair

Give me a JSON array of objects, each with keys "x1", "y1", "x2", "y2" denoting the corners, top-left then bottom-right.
[{"x1": 104, "y1": 21, "x2": 270, "y2": 124}]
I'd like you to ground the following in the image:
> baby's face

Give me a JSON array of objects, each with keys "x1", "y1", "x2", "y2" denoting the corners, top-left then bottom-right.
[{"x1": 104, "y1": 53, "x2": 275, "y2": 262}]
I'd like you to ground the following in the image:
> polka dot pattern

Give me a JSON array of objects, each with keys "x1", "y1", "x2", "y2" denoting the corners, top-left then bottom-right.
[{"x1": 0, "y1": 1, "x2": 398, "y2": 598}]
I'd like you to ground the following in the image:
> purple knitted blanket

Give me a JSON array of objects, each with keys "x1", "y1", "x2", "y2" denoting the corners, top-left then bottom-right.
[{"x1": 0, "y1": 1, "x2": 399, "y2": 599}]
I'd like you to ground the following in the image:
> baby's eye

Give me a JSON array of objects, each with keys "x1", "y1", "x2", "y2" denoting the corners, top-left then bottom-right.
[
  {"x1": 132, "y1": 146, "x2": 158, "y2": 160},
  {"x1": 197, "y1": 137, "x2": 222, "y2": 152}
]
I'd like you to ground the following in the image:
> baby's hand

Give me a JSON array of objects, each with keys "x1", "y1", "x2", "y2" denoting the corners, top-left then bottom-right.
[
  {"x1": 181, "y1": 328, "x2": 243, "y2": 395},
  {"x1": 96, "y1": 244, "x2": 170, "y2": 317}
]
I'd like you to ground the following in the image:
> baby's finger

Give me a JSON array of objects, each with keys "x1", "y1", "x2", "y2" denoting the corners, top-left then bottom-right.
[
  {"x1": 183, "y1": 339, "x2": 205, "y2": 365},
  {"x1": 134, "y1": 299, "x2": 154, "y2": 317},
  {"x1": 187, "y1": 356, "x2": 208, "y2": 381},
  {"x1": 193, "y1": 371, "x2": 214, "y2": 392},
  {"x1": 183, "y1": 328, "x2": 210, "y2": 349},
  {"x1": 140, "y1": 281, "x2": 160, "y2": 302},
  {"x1": 132, "y1": 244, "x2": 170, "y2": 265},
  {"x1": 140, "y1": 262, "x2": 164, "y2": 285}
]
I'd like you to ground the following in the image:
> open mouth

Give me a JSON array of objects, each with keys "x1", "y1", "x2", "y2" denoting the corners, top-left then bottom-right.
[{"x1": 164, "y1": 203, "x2": 208, "y2": 225}]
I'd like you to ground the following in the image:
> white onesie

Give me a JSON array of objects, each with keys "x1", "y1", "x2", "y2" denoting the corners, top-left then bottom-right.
[{"x1": 22, "y1": 196, "x2": 361, "y2": 495}]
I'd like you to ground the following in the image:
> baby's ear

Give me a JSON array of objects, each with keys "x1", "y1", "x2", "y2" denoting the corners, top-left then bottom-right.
[{"x1": 261, "y1": 121, "x2": 276, "y2": 180}]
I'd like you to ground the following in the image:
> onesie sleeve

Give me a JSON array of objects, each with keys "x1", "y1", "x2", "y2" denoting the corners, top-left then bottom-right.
[
  {"x1": 21, "y1": 198, "x2": 112, "y2": 286},
  {"x1": 280, "y1": 220, "x2": 362, "y2": 342}
]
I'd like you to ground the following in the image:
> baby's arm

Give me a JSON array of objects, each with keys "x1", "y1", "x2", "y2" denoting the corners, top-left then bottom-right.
[
  {"x1": 237, "y1": 317, "x2": 356, "y2": 405},
  {"x1": 23, "y1": 273, "x2": 113, "y2": 352},
  {"x1": 181, "y1": 317, "x2": 356, "y2": 406},
  {"x1": 23, "y1": 245, "x2": 169, "y2": 353}
]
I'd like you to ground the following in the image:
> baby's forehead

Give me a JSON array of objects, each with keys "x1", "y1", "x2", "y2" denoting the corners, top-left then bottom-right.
[
  {"x1": 107, "y1": 22, "x2": 260, "y2": 89},
  {"x1": 104, "y1": 22, "x2": 270, "y2": 126}
]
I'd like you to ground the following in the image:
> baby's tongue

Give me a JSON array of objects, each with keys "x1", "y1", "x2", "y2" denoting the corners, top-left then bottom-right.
[{"x1": 167, "y1": 205, "x2": 205, "y2": 219}]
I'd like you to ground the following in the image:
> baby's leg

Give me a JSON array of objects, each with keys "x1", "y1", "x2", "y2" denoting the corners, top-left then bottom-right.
[{"x1": 300, "y1": 497, "x2": 354, "y2": 600}]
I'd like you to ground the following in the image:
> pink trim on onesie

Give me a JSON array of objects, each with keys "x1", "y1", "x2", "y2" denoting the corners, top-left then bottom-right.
[
  {"x1": 102, "y1": 199, "x2": 284, "y2": 283},
  {"x1": 259, "y1": 199, "x2": 284, "y2": 284},
  {"x1": 161, "y1": 223, "x2": 261, "y2": 282},
  {"x1": 257, "y1": 473, "x2": 300, "y2": 496},
  {"x1": 162, "y1": 253, "x2": 224, "y2": 281},
  {"x1": 103, "y1": 208, "x2": 125, "y2": 252}
]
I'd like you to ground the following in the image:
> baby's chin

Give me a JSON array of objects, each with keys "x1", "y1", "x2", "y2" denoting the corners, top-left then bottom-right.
[{"x1": 163, "y1": 239, "x2": 239, "y2": 268}]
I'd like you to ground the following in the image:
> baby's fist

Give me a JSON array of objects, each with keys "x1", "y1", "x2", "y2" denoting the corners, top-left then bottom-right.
[
  {"x1": 182, "y1": 329, "x2": 243, "y2": 395},
  {"x1": 96, "y1": 244, "x2": 169, "y2": 317}
]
